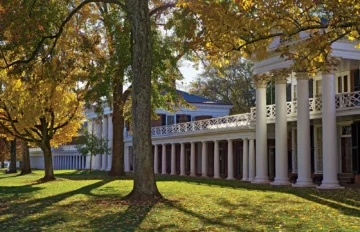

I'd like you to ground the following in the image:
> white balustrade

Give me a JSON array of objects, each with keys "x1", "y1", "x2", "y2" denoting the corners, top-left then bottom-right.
[
  {"x1": 122, "y1": 91, "x2": 360, "y2": 139},
  {"x1": 128, "y1": 113, "x2": 252, "y2": 138}
]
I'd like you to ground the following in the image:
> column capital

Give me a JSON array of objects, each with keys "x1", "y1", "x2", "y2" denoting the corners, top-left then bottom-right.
[
  {"x1": 243, "y1": 138, "x2": 249, "y2": 141},
  {"x1": 271, "y1": 68, "x2": 290, "y2": 85},
  {"x1": 252, "y1": 73, "x2": 271, "y2": 88},
  {"x1": 295, "y1": 72, "x2": 310, "y2": 81}
]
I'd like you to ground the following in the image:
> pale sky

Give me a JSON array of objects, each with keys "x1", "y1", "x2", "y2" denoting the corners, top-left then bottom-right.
[{"x1": 178, "y1": 60, "x2": 203, "y2": 91}]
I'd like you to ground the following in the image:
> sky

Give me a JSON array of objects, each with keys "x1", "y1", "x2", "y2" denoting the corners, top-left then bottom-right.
[{"x1": 178, "y1": 60, "x2": 203, "y2": 91}]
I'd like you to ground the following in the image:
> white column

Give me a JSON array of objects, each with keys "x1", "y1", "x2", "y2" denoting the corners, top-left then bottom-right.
[
  {"x1": 190, "y1": 142, "x2": 196, "y2": 176},
  {"x1": 293, "y1": 72, "x2": 315, "y2": 187},
  {"x1": 162, "y1": 144, "x2": 167, "y2": 174},
  {"x1": 291, "y1": 127, "x2": 298, "y2": 173},
  {"x1": 201, "y1": 141, "x2": 208, "y2": 177},
  {"x1": 85, "y1": 119, "x2": 94, "y2": 169},
  {"x1": 171, "y1": 143, "x2": 176, "y2": 175},
  {"x1": 226, "y1": 139, "x2": 234, "y2": 180},
  {"x1": 241, "y1": 139, "x2": 249, "y2": 181},
  {"x1": 101, "y1": 115, "x2": 108, "y2": 171},
  {"x1": 124, "y1": 146, "x2": 130, "y2": 172},
  {"x1": 75, "y1": 156, "x2": 79, "y2": 170},
  {"x1": 249, "y1": 139, "x2": 255, "y2": 181},
  {"x1": 318, "y1": 69, "x2": 343, "y2": 189},
  {"x1": 154, "y1": 144, "x2": 159, "y2": 174},
  {"x1": 70, "y1": 156, "x2": 73, "y2": 169},
  {"x1": 106, "y1": 114, "x2": 113, "y2": 171},
  {"x1": 253, "y1": 75, "x2": 270, "y2": 184},
  {"x1": 180, "y1": 143, "x2": 186, "y2": 176},
  {"x1": 214, "y1": 140, "x2": 220, "y2": 179},
  {"x1": 95, "y1": 118, "x2": 102, "y2": 170},
  {"x1": 272, "y1": 73, "x2": 291, "y2": 185}
]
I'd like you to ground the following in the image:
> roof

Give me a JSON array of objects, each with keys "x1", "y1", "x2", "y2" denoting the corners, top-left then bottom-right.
[{"x1": 177, "y1": 90, "x2": 232, "y2": 105}]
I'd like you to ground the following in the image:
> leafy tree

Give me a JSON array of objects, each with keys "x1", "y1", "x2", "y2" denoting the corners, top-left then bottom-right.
[
  {"x1": 189, "y1": 60, "x2": 255, "y2": 114},
  {"x1": 179, "y1": 0, "x2": 360, "y2": 71},
  {"x1": 76, "y1": 130, "x2": 111, "y2": 173}
]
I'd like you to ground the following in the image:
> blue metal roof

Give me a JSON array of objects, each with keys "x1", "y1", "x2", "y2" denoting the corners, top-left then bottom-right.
[{"x1": 177, "y1": 90, "x2": 231, "y2": 105}]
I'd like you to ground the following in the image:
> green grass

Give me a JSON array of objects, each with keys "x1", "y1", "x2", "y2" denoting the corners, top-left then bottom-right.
[{"x1": 0, "y1": 170, "x2": 360, "y2": 232}]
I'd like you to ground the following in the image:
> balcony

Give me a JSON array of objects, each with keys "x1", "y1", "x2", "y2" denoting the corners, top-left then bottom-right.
[
  {"x1": 250, "y1": 90, "x2": 360, "y2": 119},
  {"x1": 125, "y1": 91, "x2": 360, "y2": 139},
  {"x1": 125, "y1": 113, "x2": 253, "y2": 139}
]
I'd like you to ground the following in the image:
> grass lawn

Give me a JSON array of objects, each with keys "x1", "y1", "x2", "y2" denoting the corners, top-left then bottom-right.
[{"x1": 0, "y1": 170, "x2": 360, "y2": 232}]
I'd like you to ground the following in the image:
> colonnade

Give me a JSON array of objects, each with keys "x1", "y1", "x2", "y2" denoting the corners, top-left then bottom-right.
[
  {"x1": 125, "y1": 138, "x2": 256, "y2": 180},
  {"x1": 88, "y1": 114, "x2": 113, "y2": 171},
  {"x1": 122, "y1": 67, "x2": 343, "y2": 189},
  {"x1": 53, "y1": 155, "x2": 86, "y2": 170},
  {"x1": 252, "y1": 67, "x2": 343, "y2": 189}
]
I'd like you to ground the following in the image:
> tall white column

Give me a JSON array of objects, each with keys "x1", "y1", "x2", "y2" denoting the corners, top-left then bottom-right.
[
  {"x1": 106, "y1": 114, "x2": 113, "y2": 171},
  {"x1": 253, "y1": 74, "x2": 270, "y2": 184},
  {"x1": 214, "y1": 140, "x2": 220, "y2": 178},
  {"x1": 201, "y1": 141, "x2": 208, "y2": 177},
  {"x1": 293, "y1": 72, "x2": 315, "y2": 187},
  {"x1": 226, "y1": 139, "x2": 235, "y2": 180},
  {"x1": 75, "y1": 156, "x2": 79, "y2": 170},
  {"x1": 162, "y1": 144, "x2": 167, "y2": 174},
  {"x1": 154, "y1": 144, "x2": 159, "y2": 174},
  {"x1": 101, "y1": 115, "x2": 108, "y2": 170},
  {"x1": 180, "y1": 143, "x2": 186, "y2": 176},
  {"x1": 95, "y1": 118, "x2": 102, "y2": 170},
  {"x1": 241, "y1": 139, "x2": 249, "y2": 181},
  {"x1": 190, "y1": 142, "x2": 196, "y2": 176},
  {"x1": 318, "y1": 69, "x2": 343, "y2": 189},
  {"x1": 291, "y1": 127, "x2": 298, "y2": 173},
  {"x1": 124, "y1": 146, "x2": 130, "y2": 172},
  {"x1": 249, "y1": 139, "x2": 255, "y2": 181},
  {"x1": 272, "y1": 73, "x2": 291, "y2": 185},
  {"x1": 85, "y1": 119, "x2": 94, "y2": 169},
  {"x1": 171, "y1": 143, "x2": 176, "y2": 175}
]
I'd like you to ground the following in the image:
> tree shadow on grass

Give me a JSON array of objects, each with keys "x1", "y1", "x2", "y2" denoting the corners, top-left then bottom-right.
[
  {"x1": 88, "y1": 200, "x2": 156, "y2": 232},
  {"x1": 156, "y1": 176, "x2": 360, "y2": 219},
  {"x1": 0, "y1": 180, "x2": 114, "y2": 231}
]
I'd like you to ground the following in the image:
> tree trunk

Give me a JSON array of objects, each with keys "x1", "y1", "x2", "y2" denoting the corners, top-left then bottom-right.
[
  {"x1": 8, "y1": 139, "x2": 17, "y2": 173},
  {"x1": 108, "y1": 71, "x2": 125, "y2": 176},
  {"x1": 40, "y1": 139, "x2": 55, "y2": 181},
  {"x1": 1, "y1": 161, "x2": 4, "y2": 168},
  {"x1": 20, "y1": 140, "x2": 31, "y2": 175},
  {"x1": 124, "y1": 0, "x2": 162, "y2": 202}
]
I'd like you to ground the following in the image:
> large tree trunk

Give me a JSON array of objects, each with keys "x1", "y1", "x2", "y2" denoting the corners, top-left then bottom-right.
[
  {"x1": 8, "y1": 139, "x2": 17, "y2": 173},
  {"x1": 124, "y1": 0, "x2": 162, "y2": 202},
  {"x1": 20, "y1": 140, "x2": 31, "y2": 175},
  {"x1": 40, "y1": 139, "x2": 55, "y2": 181},
  {"x1": 108, "y1": 71, "x2": 125, "y2": 176}
]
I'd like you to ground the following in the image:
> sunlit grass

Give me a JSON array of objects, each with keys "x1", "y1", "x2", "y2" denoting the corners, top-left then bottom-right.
[{"x1": 0, "y1": 169, "x2": 359, "y2": 231}]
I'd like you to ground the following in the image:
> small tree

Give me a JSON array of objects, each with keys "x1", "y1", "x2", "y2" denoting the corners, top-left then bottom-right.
[{"x1": 76, "y1": 131, "x2": 110, "y2": 173}]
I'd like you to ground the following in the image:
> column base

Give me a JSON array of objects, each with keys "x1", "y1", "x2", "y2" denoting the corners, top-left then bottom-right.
[
  {"x1": 226, "y1": 177, "x2": 235, "y2": 180},
  {"x1": 213, "y1": 176, "x2": 221, "y2": 179},
  {"x1": 201, "y1": 175, "x2": 208, "y2": 178},
  {"x1": 317, "y1": 180, "x2": 344, "y2": 190},
  {"x1": 252, "y1": 177, "x2": 271, "y2": 184},
  {"x1": 271, "y1": 181, "x2": 291, "y2": 186},
  {"x1": 241, "y1": 178, "x2": 248, "y2": 181},
  {"x1": 171, "y1": 173, "x2": 176, "y2": 175},
  {"x1": 271, "y1": 177, "x2": 291, "y2": 186},
  {"x1": 106, "y1": 168, "x2": 111, "y2": 171},
  {"x1": 190, "y1": 174, "x2": 196, "y2": 177},
  {"x1": 292, "y1": 179, "x2": 316, "y2": 188}
]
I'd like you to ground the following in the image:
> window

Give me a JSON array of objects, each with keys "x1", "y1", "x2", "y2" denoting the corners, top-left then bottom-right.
[
  {"x1": 344, "y1": 75, "x2": 348, "y2": 92},
  {"x1": 316, "y1": 80, "x2": 322, "y2": 96},
  {"x1": 338, "y1": 76, "x2": 342, "y2": 93},
  {"x1": 166, "y1": 115, "x2": 175, "y2": 125}
]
